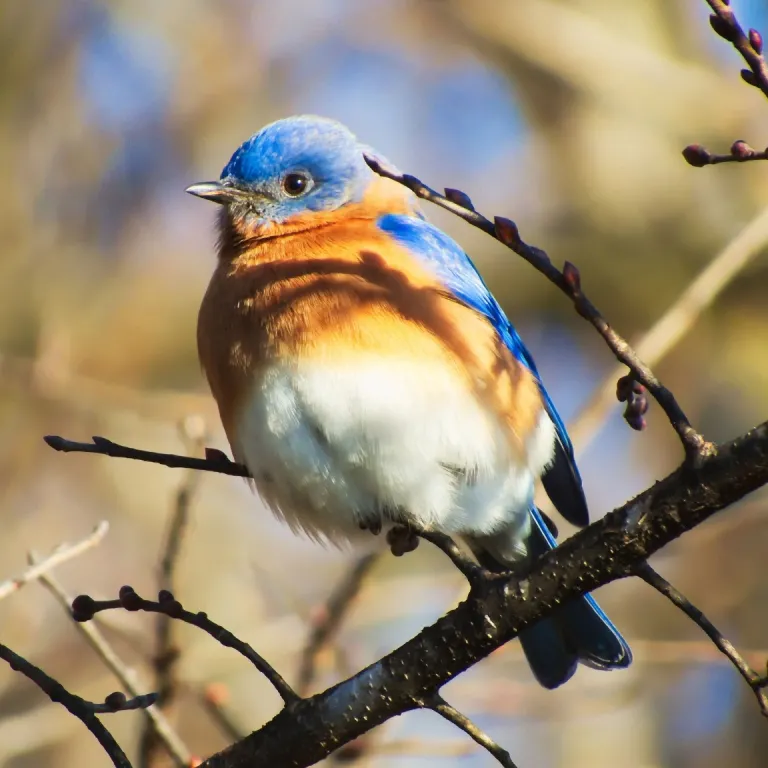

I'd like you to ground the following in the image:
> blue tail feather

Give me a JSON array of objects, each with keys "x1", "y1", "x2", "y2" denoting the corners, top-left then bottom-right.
[
  {"x1": 482, "y1": 507, "x2": 632, "y2": 689},
  {"x1": 519, "y1": 507, "x2": 632, "y2": 688}
]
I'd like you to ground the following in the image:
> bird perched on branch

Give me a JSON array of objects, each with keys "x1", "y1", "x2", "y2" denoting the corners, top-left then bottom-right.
[{"x1": 189, "y1": 115, "x2": 631, "y2": 688}]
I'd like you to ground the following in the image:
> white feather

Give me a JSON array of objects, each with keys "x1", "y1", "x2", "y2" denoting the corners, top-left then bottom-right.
[{"x1": 235, "y1": 357, "x2": 555, "y2": 546}]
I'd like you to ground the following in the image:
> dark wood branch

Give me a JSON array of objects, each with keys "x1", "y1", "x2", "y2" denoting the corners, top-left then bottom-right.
[
  {"x1": 198, "y1": 420, "x2": 768, "y2": 767},
  {"x1": 33, "y1": 558, "x2": 192, "y2": 766},
  {"x1": 44, "y1": 435, "x2": 250, "y2": 477},
  {"x1": 363, "y1": 155, "x2": 711, "y2": 461},
  {"x1": 428, "y1": 694, "x2": 518, "y2": 768},
  {"x1": 636, "y1": 562, "x2": 768, "y2": 715},
  {"x1": 684, "y1": 3, "x2": 768, "y2": 165},
  {"x1": 71, "y1": 586, "x2": 300, "y2": 706},
  {"x1": 0, "y1": 642, "x2": 133, "y2": 768},
  {"x1": 705, "y1": 0, "x2": 768, "y2": 99},
  {"x1": 683, "y1": 140, "x2": 768, "y2": 167}
]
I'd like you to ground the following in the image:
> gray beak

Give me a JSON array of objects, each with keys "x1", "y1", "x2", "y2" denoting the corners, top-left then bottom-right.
[{"x1": 185, "y1": 181, "x2": 249, "y2": 205}]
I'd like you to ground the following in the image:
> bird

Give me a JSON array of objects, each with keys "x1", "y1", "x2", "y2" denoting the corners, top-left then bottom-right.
[{"x1": 188, "y1": 115, "x2": 631, "y2": 689}]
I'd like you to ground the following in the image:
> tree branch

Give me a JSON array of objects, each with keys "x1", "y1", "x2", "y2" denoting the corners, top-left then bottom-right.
[
  {"x1": 71, "y1": 587, "x2": 300, "y2": 706},
  {"x1": 682, "y1": 140, "x2": 768, "y2": 166},
  {"x1": 568, "y1": 203, "x2": 768, "y2": 452},
  {"x1": 0, "y1": 642, "x2": 134, "y2": 768},
  {"x1": 197, "y1": 420, "x2": 768, "y2": 767},
  {"x1": 44, "y1": 435, "x2": 250, "y2": 477},
  {"x1": 706, "y1": 0, "x2": 768, "y2": 99},
  {"x1": 684, "y1": 2, "x2": 768, "y2": 165},
  {"x1": 635, "y1": 562, "x2": 768, "y2": 715},
  {"x1": 33, "y1": 561, "x2": 193, "y2": 767},
  {"x1": 428, "y1": 694, "x2": 518, "y2": 768},
  {"x1": 363, "y1": 155, "x2": 712, "y2": 461},
  {"x1": 0, "y1": 521, "x2": 109, "y2": 602}
]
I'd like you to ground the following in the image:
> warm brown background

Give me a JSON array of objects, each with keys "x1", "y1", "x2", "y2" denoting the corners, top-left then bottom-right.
[{"x1": 1, "y1": 1, "x2": 767, "y2": 766}]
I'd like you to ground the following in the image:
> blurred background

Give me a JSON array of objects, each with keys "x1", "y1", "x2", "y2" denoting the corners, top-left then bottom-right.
[{"x1": 1, "y1": 0, "x2": 768, "y2": 766}]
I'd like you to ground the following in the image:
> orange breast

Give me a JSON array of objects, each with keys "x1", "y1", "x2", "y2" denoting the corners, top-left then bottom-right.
[{"x1": 197, "y1": 214, "x2": 543, "y2": 458}]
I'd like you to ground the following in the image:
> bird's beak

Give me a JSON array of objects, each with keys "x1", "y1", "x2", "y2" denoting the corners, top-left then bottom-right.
[{"x1": 185, "y1": 181, "x2": 250, "y2": 205}]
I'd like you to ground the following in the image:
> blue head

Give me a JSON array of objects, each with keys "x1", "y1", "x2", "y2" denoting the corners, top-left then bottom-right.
[{"x1": 187, "y1": 116, "x2": 377, "y2": 230}]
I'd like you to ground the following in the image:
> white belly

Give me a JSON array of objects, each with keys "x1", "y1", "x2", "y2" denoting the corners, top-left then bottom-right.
[{"x1": 234, "y1": 358, "x2": 555, "y2": 544}]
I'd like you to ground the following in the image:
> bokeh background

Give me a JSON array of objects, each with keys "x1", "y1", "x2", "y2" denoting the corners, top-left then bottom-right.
[{"x1": 1, "y1": 0, "x2": 768, "y2": 766}]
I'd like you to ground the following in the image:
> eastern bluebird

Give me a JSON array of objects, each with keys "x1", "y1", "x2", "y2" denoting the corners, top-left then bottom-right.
[{"x1": 188, "y1": 115, "x2": 631, "y2": 689}]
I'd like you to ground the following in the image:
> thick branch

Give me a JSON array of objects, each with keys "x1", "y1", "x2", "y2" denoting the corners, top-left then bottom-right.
[{"x1": 199, "y1": 420, "x2": 768, "y2": 767}]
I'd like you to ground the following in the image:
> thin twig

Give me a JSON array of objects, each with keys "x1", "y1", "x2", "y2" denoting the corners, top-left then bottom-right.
[
  {"x1": 683, "y1": 140, "x2": 768, "y2": 166},
  {"x1": 0, "y1": 642, "x2": 132, "y2": 768},
  {"x1": 683, "y1": 3, "x2": 768, "y2": 164},
  {"x1": 427, "y1": 694, "x2": 519, "y2": 768},
  {"x1": 635, "y1": 562, "x2": 768, "y2": 716},
  {"x1": 414, "y1": 530, "x2": 487, "y2": 585},
  {"x1": 32, "y1": 562, "x2": 193, "y2": 766},
  {"x1": 72, "y1": 586, "x2": 300, "y2": 706},
  {"x1": 705, "y1": 0, "x2": 768, "y2": 99},
  {"x1": 141, "y1": 417, "x2": 207, "y2": 768},
  {"x1": 44, "y1": 435, "x2": 250, "y2": 477},
  {"x1": 0, "y1": 521, "x2": 109, "y2": 602},
  {"x1": 297, "y1": 552, "x2": 379, "y2": 696},
  {"x1": 568, "y1": 203, "x2": 768, "y2": 452},
  {"x1": 364, "y1": 154, "x2": 712, "y2": 461}
]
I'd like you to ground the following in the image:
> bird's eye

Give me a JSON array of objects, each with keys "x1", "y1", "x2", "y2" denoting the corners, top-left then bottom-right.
[{"x1": 282, "y1": 172, "x2": 311, "y2": 197}]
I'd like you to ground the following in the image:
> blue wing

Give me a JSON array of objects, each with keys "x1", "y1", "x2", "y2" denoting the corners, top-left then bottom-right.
[{"x1": 378, "y1": 213, "x2": 589, "y2": 528}]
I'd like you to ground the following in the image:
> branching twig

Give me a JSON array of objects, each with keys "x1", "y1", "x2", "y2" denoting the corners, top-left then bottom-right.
[
  {"x1": 706, "y1": 0, "x2": 768, "y2": 99},
  {"x1": 412, "y1": 530, "x2": 488, "y2": 586},
  {"x1": 0, "y1": 642, "x2": 133, "y2": 768},
  {"x1": 71, "y1": 586, "x2": 300, "y2": 706},
  {"x1": 568, "y1": 203, "x2": 768, "y2": 452},
  {"x1": 684, "y1": 2, "x2": 768, "y2": 164},
  {"x1": 0, "y1": 521, "x2": 109, "y2": 602},
  {"x1": 635, "y1": 562, "x2": 768, "y2": 716},
  {"x1": 44, "y1": 435, "x2": 250, "y2": 477},
  {"x1": 363, "y1": 154, "x2": 712, "y2": 461},
  {"x1": 297, "y1": 552, "x2": 379, "y2": 696},
  {"x1": 427, "y1": 694, "x2": 518, "y2": 768},
  {"x1": 32, "y1": 563, "x2": 193, "y2": 767},
  {"x1": 683, "y1": 140, "x2": 768, "y2": 166}
]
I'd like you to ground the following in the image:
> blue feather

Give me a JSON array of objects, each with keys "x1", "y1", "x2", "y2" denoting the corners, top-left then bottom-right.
[
  {"x1": 526, "y1": 507, "x2": 632, "y2": 677},
  {"x1": 377, "y1": 212, "x2": 589, "y2": 527}
]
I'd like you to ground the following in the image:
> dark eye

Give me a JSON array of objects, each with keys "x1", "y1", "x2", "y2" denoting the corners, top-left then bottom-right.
[{"x1": 282, "y1": 172, "x2": 311, "y2": 197}]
